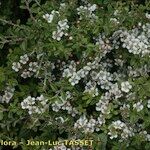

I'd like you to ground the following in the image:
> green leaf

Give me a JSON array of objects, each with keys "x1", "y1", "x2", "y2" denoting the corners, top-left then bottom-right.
[
  {"x1": 20, "y1": 40, "x2": 27, "y2": 51},
  {"x1": 50, "y1": 83, "x2": 58, "y2": 91}
]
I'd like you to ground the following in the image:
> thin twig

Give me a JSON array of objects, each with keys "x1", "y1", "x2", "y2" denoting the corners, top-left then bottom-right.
[
  {"x1": 0, "y1": 18, "x2": 22, "y2": 28},
  {"x1": 34, "y1": 0, "x2": 49, "y2": 14},
  {"x1": 0, "y1": 18, "x2": 32, "y2": 32},
  {"x1": 0, "y1": 38, "x2": 26, "y2": 44},
  {"x1": 24, "y1": 0, "x2": 36, "y2": 22},
  {"x1": 0, "y1": 36, "x2": 21, "y2": 39}
]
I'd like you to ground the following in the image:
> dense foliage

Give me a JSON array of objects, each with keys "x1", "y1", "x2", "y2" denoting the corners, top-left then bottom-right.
[{"x1": 0, "y1": 0, "x2": 150, "y2": 150}]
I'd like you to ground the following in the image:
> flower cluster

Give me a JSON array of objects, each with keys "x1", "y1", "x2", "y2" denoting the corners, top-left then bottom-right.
[
  {"x1": 63, "y1": 57, "x2": 101, "y2": 87},
  {"x1": 127, "y1": 65, "x2": 150, "y2": 77},
  {"x1": 0, "y1": 86, "x2": 15, "y2": 103},
  {"x1": 52, "y1": 91, "x2": 78, "y2": 117},
  {"x1": 93, "y1": 70, "x2": 114, "y2": 90},
  {"x1": 95, "y1": 81, "x2": 131, "y2": 115},
  {"x1": 96, "y1": 114, "x2": 106, "y2": 131},
  {"x1": 77, "y1": 3, "x2": 97, "y2": 20},
  {"x1": 74, "y1": 114, "x2": 107, "y2": 133},
  {"x1": 62, "y1": 60, "x2": 77, "y2": 78},
  {"x1": 108, "y1": 120, "x2": 134, "y2": 140},
  {"x1": 121, "y1": 81, "x2": 132, "y2": 93},
  {"x1": 96, "y1": 92, "x2": 111, "y2": 115},
  {"x1": 84, "y1": 81, "x2": 98, "y2": 97},
  {"x1": 96, "y1": 34, "x2": 113, "y2": 57},
  {"x1": 120, "y1": 24, "x2": 150, "y2": 56},
  {"x1": 120, "y1": 104, "x2": 130, "y2": 118},
  {"x1": 4, "y1": 0, "x2": 150, "y2": 148},
  {"x1": 12, "y1": 53, "x2": 56, "y2": 80},
  {"x1": 74, "y1": 115, "x2": 97, "y2": 133},
  {"x1": 95, "y1": 23, "x2": 150, "y2": 57},
  {"x1": 139, "y1": 131, "x2": 150, "y2": 142},
  {"x1": 110, "y1": 18, "x2": 120, "y2": 24},
  {"x1": 12, "y1": 54, "x2": 39, "y2": 78},
  {"x1": 43, "y1": 10, "x2": 59, "y2": 23},
  {"x1": 21, "y1": 95, "x2": 48, "y2": 114},
  {"x1": 21, "y1": 62, "x2": 38, "y2": 78},
  {"x1": 109, "y1": 83, "x2": 123, "y2": 99},
  {"x1": 12, "y1": 54, "x2": 29, "y2": 72},
  {"x1": 52, "y1": 19, "x2": 69, "y2": 41},
  {"x1": 133, "y1": 102, "x2": 144, "y2": 112},
  {"x1": 36, "y1": 54, "x2": 56, "y2": 80}
]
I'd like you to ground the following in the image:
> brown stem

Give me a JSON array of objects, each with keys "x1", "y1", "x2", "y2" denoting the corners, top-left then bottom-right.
[
  {"x1": 0, "y1": 18, "x2": 22, "y2": 28},
  {"x1": 0, "y1": 37, "x2": 26, "y2": 44},
  {"x1": 24, "y1": 0, "x2": 36, "y2": 22}
]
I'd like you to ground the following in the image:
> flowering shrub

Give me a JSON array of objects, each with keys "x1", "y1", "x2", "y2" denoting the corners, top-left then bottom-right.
[{"x1": 0, "y1": 0, "x2": 150, "y2": 149}]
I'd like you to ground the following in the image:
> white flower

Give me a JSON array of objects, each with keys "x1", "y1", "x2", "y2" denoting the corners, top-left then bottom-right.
[
  {"x1": 77, "y1": 4, "x2": 98, "y2": 20},
  {"x1": 58, "y1": 19, "x2": 69, "y2": 30},
  {"x1": 88, "y1": 4, "x2": 97, "y2": 12},
  {"x1": 108, "y1": 120, "x2": 134, "y2": 139},
  {"x1": 28, "y1": 106, "x2": 37, "y2": 114},
  {"x1": 63, "y1": 67, "x2": 76, "y2": 78},
  {"x1": 119, "y1": 25, "x2": 150, "y2": 56},
  {"x1": 83, "y1": 66, "x2": 91, "y2": 74},
  {"x1": 110, "y1": 18, "x2": 119, "y2": 24},
  {"x1": 43, "y1": 13, "x2": 54, "y2": 23},
  {"x1": 147, "y1": 99, "x2": 150, "y2": 108},
  {"x1": 69, "y1": 36, "x2": 73, "y2": 40},
  {"x1": 77, "y1": 69, "x2": 85, "y2": 78},
  {"x1": 36, "y1": 95, "x2": 44, "y2": 101},
  {"x1": 74, "y1": 115, "x2": 88, "y2": 128},
  {"x1": 21, "y1": 101, "x2": 29, "y2": 109},
  {"x1": 66, "y1": 91, "x2": 71, "y2": 99},
  {"x1": 109, "y1": 83, "x2": 122, "y2": 99},
  {"x1": 69, "y1": 74, "x2": 80, "y2": 86},
  {"x1": 2, "y1": 92, "x2": 13, "y2": 103},
  {"x1": 60, "y1": 3, "x2": 66, "y2": 8},
  {"x1": 29, "y1": 62, "x2": 38, "y2": 72},
  {"x1": 133, "y1": 102, "x2": 143, "y2": 112},
  {"x1": 97, "y1": 114, "x2": 105, "y2": 125},
  {"x1": 52, "y1": 30, "x2": 64, "y2": 41},
  {"x1": 85, "y1": 118, "x2": 97, "y2": 133},
  {"x1": 1, "y1": 87, "x2": 15, "y2": 103},
  {"x1": 52, "y1": 18, "x2": 69, "y2": 41},
  {"x1": 96, "y1": 98, "x2": 110, "y2": 114},
  {"x1": 146, "y1": 13, "x2": 150, "y2": 19},
  {"x1": 12, "y1": 62, "x2": 22, "y2": 72},
  {"x1": 84, "y1": 81, "x2": 98, "y2": 97},
  {"x1": 70, "y1": 107, "x2": 79, "y2": 117},
  {"x1": 114, "y1": 10, "x2": 119, "y2": 16},
  {"x1": 19, "y1": 54, "x2": 29, "y2": 64},
  {"x1": 21, "y1": 70, "x2": 33, "y2": 78},
  {"x1": 21, "y1": 95, "x2": 47, "y2": 114},
  {"x1": 52, "y1": 100, "x2": 65, "y2": 112},
  {"x1": 146, "y1": 134, "x2": 150, "y2": 141},
  {"x1": 121, "y1": 81, "x2": 132, "y2": 93}
]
